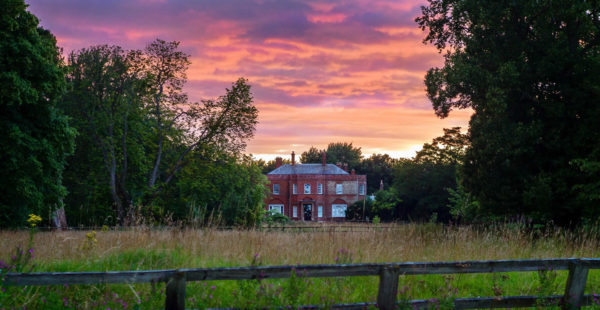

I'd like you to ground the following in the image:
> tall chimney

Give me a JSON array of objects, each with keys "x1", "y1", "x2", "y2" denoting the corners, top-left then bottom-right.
[
  {"x1": 343, "y1": 163, "x2": 348, "y2": 172},
  {"x1": 351, "y1": 168, "x2": 355, "y2": 175},
  {"x1": 379, "y1": 179, "x2": 384, "y2": 191},
  {"x1": 291, "y1": 151, "x2": 295, "y2": 166},
  {"x1": 321, "y1": 152, "x2": 326, "y2": 166},
  {"x1": 275, "y1": 157, "x2": 283, "y2": 168}
]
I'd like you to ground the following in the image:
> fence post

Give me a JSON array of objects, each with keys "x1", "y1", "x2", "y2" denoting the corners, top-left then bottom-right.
[
  {"x1": 562, "y1": 260, "x2": 588, "y2": 310},
  {"x1": 165, "y1": 271, "x2": 186, "y2": 310},
  {"x1": 377, "y1": 266, "x2": 400, "y2": 310}
]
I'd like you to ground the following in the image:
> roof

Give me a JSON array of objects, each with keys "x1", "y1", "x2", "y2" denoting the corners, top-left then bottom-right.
[{"x1": 267, "y1": 163, "x2": 349, "y2": 175}]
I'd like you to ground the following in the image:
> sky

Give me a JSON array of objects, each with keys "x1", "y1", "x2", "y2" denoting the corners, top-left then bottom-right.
[{"x1": 28, "y1": 0, "x2": 471, "y2": 161}]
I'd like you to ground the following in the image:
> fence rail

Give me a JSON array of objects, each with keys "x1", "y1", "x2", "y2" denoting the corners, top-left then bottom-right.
[{"x1": 4, "y1": 258, "x2": 600, "y2": 309}]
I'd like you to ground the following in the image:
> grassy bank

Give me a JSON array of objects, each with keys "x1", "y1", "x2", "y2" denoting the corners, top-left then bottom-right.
[{"x1": 1, "y1": 224, "x2": 600, "y2": 308}]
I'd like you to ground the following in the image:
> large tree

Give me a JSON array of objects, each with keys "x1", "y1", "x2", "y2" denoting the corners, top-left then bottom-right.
[
  {"x1": 417, "y1": 0, "x2": 600, "y2": 224},
  {"x1": 62, "y1": 39, "x2": 259, "y2": 225},
  {"x1": 360, "y1": 154, "x2": 398, "y2": 194},
  {"x1": 62, "y1": 45, "x2": 149, "y2": 224},
  {"x1": 300, "y1": 142, "x2": 362, "y2": 171},
  {"x1": 0, "y1": 0, "x2": 75, "y2": 227}
]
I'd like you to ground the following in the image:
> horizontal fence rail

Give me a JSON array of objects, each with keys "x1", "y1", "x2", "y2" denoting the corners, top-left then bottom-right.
[{"x1": 4, "y1": 258, "x2": 600, "y2": 309}]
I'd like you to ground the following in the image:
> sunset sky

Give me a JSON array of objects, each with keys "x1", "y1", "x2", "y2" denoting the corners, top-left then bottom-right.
[{"x1": 29, "y1": 0, "x2": 471, "y2": 161}]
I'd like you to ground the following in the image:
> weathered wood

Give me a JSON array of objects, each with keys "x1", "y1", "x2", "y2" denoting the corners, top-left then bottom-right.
[
  {"x1": 165, "y1": 271, "x2": 186, "y2": 310},
  {"x1": 5, "y1": 258, "x2": 600, "y2": 286},
  {"x1": 377, "y1": 267, "x2": 400, "y2": 310},
  {"x1": 3, "y1": 269, "x2": 174, "y2": 286},
  {"x1": 563, "y1": 261, "x2": 589, "y2": 310}
]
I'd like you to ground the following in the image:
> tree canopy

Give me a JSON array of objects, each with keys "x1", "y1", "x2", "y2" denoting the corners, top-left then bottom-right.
[
  {"x1": 61, "y1": 40, "x2": 259, "y2": 226},
  {"x1": 300, "y1": 142, "x2": 362, "y2": 172},
  {"x1": 417, "y1": 0, "x2": 600, "y2": 224},
  {"x1": 0, "y1": 0, "x2": 75, "y2": 227}
]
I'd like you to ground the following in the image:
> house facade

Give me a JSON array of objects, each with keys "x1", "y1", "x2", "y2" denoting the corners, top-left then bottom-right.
[{"x1": 265, "y1": 152, "x2": 367, "y2": 221}]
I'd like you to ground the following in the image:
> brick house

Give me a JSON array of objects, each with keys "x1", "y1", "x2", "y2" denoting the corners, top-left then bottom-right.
[{"x1": 265, "y1": 152, "x2": 367, "y2": 221}]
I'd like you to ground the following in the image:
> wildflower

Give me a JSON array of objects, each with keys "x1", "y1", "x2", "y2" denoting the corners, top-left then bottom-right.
[{"x1": 27, "y1": 214, "x2": 42, "y2": 227}]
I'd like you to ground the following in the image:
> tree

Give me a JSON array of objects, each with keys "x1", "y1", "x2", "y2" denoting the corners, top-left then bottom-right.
[
  {"x1": 62, "y1": 39, "x2": 259, "y2": 225},
  {"x1": 414, "y1": 127, "x2": 468, "y2": 164},
  {"x1": 360, "y1": 154, "x2": 398, "y2": 194},
  {"x1": 393, "y1": 160, "x2": 456, "y2": 222},
  {"x1": 417, "y1": 0, "x2": 600, "y2": 224},
  {"x1": 257, "y1": 158, "x2": 291, "y2": 174},
  {"x1": 0, "y1": 0, "x2": 75, "y2": 227},
  {"x1": 63, "y1": 45, "x2": 149, "y2": 224},
  {"x1": 326, "y1": 142, "x2": 362, "y2": 171},
  {"x1": 142, "y1": 39, "x2": 258, "y2": 193},
  {"x1": 173, "y1": 153, "x2": 269, "y2": 227},
  {"x1": 300, "y1": 142, "x2": 362, "y2": 171},
  {"x1": 299, "y1": 147, "x2": 322, "y2": 164}
]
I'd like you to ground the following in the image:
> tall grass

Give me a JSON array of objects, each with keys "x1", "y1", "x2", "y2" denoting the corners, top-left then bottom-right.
[
  {"x1": 1, "y1": 223, "x2": 600, "y2": 309},
  {"x1": 2, "y1": 223, "x2": 599, "y2": 267}
]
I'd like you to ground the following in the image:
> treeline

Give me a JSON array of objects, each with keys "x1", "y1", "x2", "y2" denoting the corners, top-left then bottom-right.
[
  {"x1": 1, "y1": 2, "x2": 266, "y2": 228},
  {"x1": 281, "y1": 130, "x2": 467, "y2": 223}
]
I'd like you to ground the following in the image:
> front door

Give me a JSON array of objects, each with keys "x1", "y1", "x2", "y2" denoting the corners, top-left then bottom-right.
[{"x1": 303, "y1": 204, "x2": 312, "y2": 221}]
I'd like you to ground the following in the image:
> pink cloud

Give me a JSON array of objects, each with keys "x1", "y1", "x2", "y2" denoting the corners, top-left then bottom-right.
[{"x1": 27, "y1": 0, "x2": 471, "y2": 159}]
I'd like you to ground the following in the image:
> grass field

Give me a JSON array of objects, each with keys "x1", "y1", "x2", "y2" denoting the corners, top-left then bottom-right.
[{"x1": 1, "y1": 223, "x2": 600, "y2": 309}]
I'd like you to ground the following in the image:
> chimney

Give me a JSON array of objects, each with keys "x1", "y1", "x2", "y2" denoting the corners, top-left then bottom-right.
[
  {"x1": 379, "y1": 179, "x2": 384, "y2": 191},
  {"x1": 321, "y1": 152, "x2": 326, "y2": 166},
  {"x1": 275, "y1": 157, "x2": 282, "y2": 168},
  {"x1": 336, "y1": 162, "x2": 342, "y2": 169},
  {"x1": 291, "y1": 151, "x2": 295, "y2": 166},
  {"x1": 351, "y1": 169, "x2": 355, "y2": 175},
  {"x1": 343, "y1": 163, "x2": 348, "y2": 172}
]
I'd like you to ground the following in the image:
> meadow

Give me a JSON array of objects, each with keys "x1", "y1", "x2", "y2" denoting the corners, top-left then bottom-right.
[{"x1": 1, "y1": 223, "x2": 600, "y2": 309}]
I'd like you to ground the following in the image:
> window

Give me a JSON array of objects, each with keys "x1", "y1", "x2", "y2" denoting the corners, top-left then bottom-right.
[
  {"x1": 318, "y1": 206, "x2": 323, "y2": 218},
  {"x1": 336, "y1": 184, "x2": 343, "y2": 194},
  {"x1": 359, "y1": 184, "x2": 365, "y2": 195},
  {"x1": 293, "y1": 184, "x2": 297, "y2": 194},
  {"x1": 304, "y1": 183, "x2": 311, "y2": 194},
  {"x1": 317, "y1": 183, "x2": 323, "y2": 194},
  {"x1": 293, "y1": 206, "x2": 298, "y2": 217},
  {"x1": 269, "y1": 204, "x2": 284, "y2": 214},
  {"x1": 331, "y1": 204, "x2": 347, "y2": 217},
  {"x1": 273, "y1": 184, "x2": 280, "y2": 195}
]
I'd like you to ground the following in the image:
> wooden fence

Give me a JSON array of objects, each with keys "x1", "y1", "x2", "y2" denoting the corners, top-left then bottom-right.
[{"x1": 4, "y1": 258, "x2": 600, "y2": 309}]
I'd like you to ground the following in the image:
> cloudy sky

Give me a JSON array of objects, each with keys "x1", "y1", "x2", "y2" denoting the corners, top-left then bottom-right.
[{"x1": 29, "y1": 0, "x2": 471, "y2": 160}]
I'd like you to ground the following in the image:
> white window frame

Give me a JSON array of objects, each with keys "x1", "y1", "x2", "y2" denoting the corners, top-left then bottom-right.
[
  {"x1": 304, "y1": 183, "x2": 311, "y2": 194},
  {"x1": 273, "y1": 184, "x2": 280, "y2": 195},
  {"x1": 269, "y1": 204, "x2": 284, "y2": 214},
  {"x1": 336, "y1": 184, "x2": 343, "y2": 194},
  {"x1": 331, "y1": 204, "x2": 347, "y2": 217},
  {"x1": 317, "y1": 183, "x2": 323, "y2": 194},
  {"x1": 293, "y1": 206, "x2": 298, "y2": 217},
  {"x1": 318, "y1": 205, "x2": 323, "y2": 218},
  {"x1": 293, "y1": 184, "x2": 297, "y2": 194},
  {"x1": 359, "y1": 184, "x2": 365, "y2": 195}
]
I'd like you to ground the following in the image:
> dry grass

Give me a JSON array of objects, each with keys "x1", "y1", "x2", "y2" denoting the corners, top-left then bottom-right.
[{"x1": 2, "y1": 223, "x2": 599, "y2": 268}]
